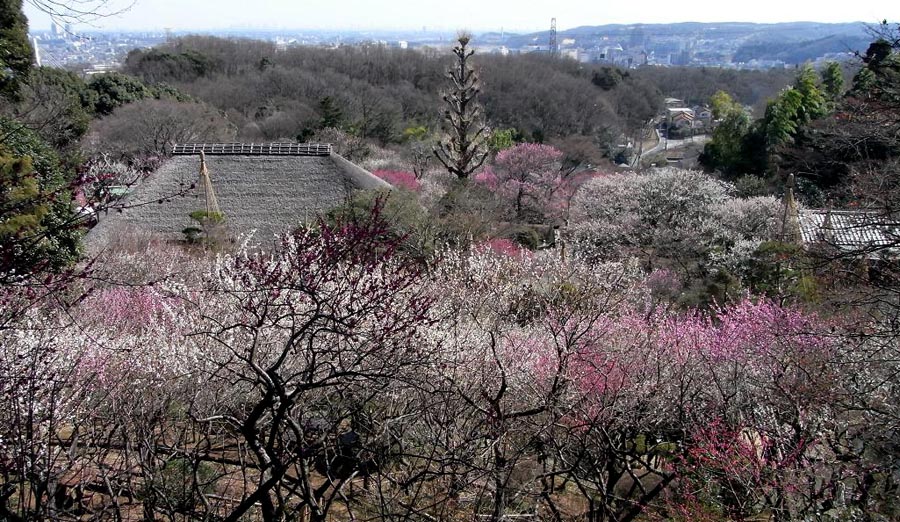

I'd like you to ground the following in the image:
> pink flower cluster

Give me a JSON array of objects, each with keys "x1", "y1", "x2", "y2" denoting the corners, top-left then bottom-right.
[
  {"x1": 372, "y1": 170, "x2": 421, "y2": 192},
  {"x1": 477, "y1": 143, "x2": 602, "y2": 220},
  {"x1": 81, "y1": 286, "x2": 176, "y2": 331},
  {"x1": 474, "y1": 238, "x2": 531, "y2": 258},
  {"x1": 494, "y1": 143, "x2": 564, "y2": 175},
  {"x1": 561, "y1": 298, "x2": 835, "y2": 400}
]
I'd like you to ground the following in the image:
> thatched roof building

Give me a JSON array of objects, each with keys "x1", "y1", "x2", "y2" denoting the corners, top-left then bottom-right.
[{"x1": 86, "y1": 143, "x2": 390, "y2": 249}]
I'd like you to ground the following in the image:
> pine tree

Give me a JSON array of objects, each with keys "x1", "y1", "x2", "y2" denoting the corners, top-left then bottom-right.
[{"x1": 820, "y1": 62, "x2": 845, "y2": 102}]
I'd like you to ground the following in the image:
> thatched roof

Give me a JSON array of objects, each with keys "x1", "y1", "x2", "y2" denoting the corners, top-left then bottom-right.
[{"x1": 86, "y1": 145, "x2": 390, "y2": 250}]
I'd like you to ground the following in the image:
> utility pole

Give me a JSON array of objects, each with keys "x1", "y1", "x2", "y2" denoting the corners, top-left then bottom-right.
[
  {"x1": 632, "y1": 118, "x2": 652, "y2": 170},
  {"x1": 549, "y1": 18, "x2": 559, "y2": 56}
]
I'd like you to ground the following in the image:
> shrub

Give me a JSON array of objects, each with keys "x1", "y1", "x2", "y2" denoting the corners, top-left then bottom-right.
[{"x1": 145, "y1": 458, "x2": 216, "y2": 514}]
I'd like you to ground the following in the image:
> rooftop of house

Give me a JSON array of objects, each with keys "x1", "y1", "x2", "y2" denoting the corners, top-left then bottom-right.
[
  {"x1": 85, "y1": 143, "x2": 390, "y2": 251},
  {"x1": 798, "y1": 209, "x2": 899, "y2": 258}
]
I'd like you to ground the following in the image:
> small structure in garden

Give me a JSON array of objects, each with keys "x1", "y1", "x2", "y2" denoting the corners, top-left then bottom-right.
[
  {"x1": 798, "y1": 209, "x2": 898, "y2": 259},
  {"x1": 85, "y1": 143, "x2": 389, "y2": 249},
  {"x1": 781, "y1": 174, "x2": 898, "y2": 260}
]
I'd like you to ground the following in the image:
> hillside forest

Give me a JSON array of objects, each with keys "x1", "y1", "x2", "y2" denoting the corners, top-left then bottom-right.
[{"x1": 2, "y1": 0, "x2": 900, "y2": 518}]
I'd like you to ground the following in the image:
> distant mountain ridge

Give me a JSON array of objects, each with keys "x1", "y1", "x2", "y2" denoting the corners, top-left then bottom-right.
[
  {"x1": 516, "y1": 21, "x2": 869, "y2": 40},
  {"x1": 501, "y1": 21, "x2": 874, "y2": 65}
]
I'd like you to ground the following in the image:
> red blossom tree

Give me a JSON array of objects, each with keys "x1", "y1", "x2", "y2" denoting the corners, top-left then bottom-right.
[{"x1": 371, "y1": 169, "x2": 421, "y2": 192}]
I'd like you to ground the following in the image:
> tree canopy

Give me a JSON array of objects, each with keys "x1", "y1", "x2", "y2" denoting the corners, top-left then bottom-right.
[{"x1": 0, "y1": 0, "x2": 32, "y2": 100}]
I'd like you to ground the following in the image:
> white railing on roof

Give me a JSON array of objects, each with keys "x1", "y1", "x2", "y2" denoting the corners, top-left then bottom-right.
[{"x1": 171, "y1": 143, "x2": 332, "y2": 156}]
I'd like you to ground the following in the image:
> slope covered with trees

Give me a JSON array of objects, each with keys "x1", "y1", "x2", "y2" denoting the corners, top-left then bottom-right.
[
  {"x1": 700, "y1": 22, "x2": 900, "y2": 206},
  {"x1": 120, "y1": 36, "x2": 794, "y2": 153}
]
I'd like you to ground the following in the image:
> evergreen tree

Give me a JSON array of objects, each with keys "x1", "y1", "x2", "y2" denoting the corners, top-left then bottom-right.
[
  {"x1": 0, "y1": 118, "x2": 81, "y2": 282},
  {"x1": 318, "y1": 96, "x2": 344, "y2": 130},
  {"x1": 820, "y1": 61, "x2": 845, "y2": 102},
  {"x1": 87, "y1": 72, "x2": 153, "y2": 115},
  {"x1": 0, "y1": 0, "x2": 33, "y2": 100},
  {"x1": 852, "y1": 33, "x2": 900, "y2": 105},
  {"x1": 762, "y1": 66, "x2": 827, "y2": 147},
  {"x1": 700, "y1": 91, "x2": 766, "y2": 176},
  {"x1": 792, "y1": 64, "x2": 827, "y2": 124},
  {"x1": 709, "y1": 90, "x2": 742, "y2": 120},
  {"x1": 764, "y1": 88, "x2": 804, "y2": 145}
]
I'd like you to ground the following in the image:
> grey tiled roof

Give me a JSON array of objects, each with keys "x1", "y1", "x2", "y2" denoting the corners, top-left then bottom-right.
[{"x1": 799, "y1": 209, "x2": 899, "y2": 258}]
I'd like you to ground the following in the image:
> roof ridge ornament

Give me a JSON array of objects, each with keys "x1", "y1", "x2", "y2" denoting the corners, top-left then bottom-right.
[
  {"x1": 781, "y1": 173, "x2": 802, "y2": 244},
  {"x1": 199, "y1": 151, "x2": 222, "y2": 218},
  {"x1": 172, "y1": 143, "x2": 333, "y2": 156}
]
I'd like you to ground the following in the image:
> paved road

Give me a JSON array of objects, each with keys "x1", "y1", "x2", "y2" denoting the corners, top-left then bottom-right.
[{"x1": 641, "y1": 130, "x2": 710, "y2": 159}]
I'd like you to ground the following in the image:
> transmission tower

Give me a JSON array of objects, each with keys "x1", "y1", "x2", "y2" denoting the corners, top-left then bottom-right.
[{"x1": 549, "y1": 18, "x2": 559, "y2": 56}]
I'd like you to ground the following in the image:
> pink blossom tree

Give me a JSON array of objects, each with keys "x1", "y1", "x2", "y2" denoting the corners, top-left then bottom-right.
[
  {"x1": 1, "y1": 199, "x2": 895, "y2": 521},
  {"x1": 493, "y1": 143, "x2": 565, "y2": 221},
  {"x1": 554, "y1": 298, "x2": 840, "y2": 522}
]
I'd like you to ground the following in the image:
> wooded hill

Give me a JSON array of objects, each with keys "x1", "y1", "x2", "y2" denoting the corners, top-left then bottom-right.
[{"x1": 121, "y1": 36, "x2": 795, "y2": 151}]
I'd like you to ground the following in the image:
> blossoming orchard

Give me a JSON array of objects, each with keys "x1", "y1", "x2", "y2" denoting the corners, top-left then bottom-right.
[
  {"x1": 0, "y1": 12, "x2": 898, "y2": 518},
  {"x1": 2, "y1": 105, "x2": 900, "y2": 522},
  {"x1": 1, "y1": 179, "x2": 897, "y2": 521}
]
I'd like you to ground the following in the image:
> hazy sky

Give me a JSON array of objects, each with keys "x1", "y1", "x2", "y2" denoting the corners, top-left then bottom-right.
[{"x1": 24, "y1": 0, "x2": 900, "y2": 32}]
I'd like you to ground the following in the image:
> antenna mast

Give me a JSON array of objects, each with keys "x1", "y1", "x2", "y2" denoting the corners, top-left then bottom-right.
[{"x1": 199, "y1": 151, "x2": 221, "y2": 217}]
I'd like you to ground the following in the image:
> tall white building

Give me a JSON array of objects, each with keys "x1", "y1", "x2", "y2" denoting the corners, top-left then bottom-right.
[{"x1": 32, "y1": 37, "x2": 41, "y2": 67}]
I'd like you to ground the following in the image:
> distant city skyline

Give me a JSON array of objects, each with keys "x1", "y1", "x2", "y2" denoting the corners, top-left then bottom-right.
[{"x1": 24, "y1": 0, "x2": 899, "y2": 33}]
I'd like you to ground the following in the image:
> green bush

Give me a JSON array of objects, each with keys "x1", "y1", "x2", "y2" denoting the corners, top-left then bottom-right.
[
  {"x1": 145, "y1": 458, "x2": 216, "y2": 514},
  {"x1": 182, "y1": 226, "x2": 203, "y2": 243},
  {"x1": 0, "y1": 118, "x2": 81, "y2": 277},
  {"x1": 327, "y1": 189, "x2": 435, "y2": 260},
  {"x1": 511, "y1": 226, "x2": 543, "y2": 250},
  {"x1": 189, "y1": 210, "x2": 225, "y2": 224}
]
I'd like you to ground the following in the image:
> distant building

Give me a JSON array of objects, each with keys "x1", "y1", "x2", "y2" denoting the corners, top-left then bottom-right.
[
  {"x1": 84, "y1": 64, "x2": 120, "y2": 75},
  {"x1": 666, "y1": 108, "x2": 695, "y2": 130},
  {"x1": 670, "y1": 49, "x2": 691, "y2": 66},
  {"x1": 692, "y1": 106, "x2": 713, "y2": 130},
  {"x1": 562, "y1": 48, "x2": 579, "y2": 60},
  {"x1": 695, "y1": 106, "x2": 713, "y2": 121}
]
